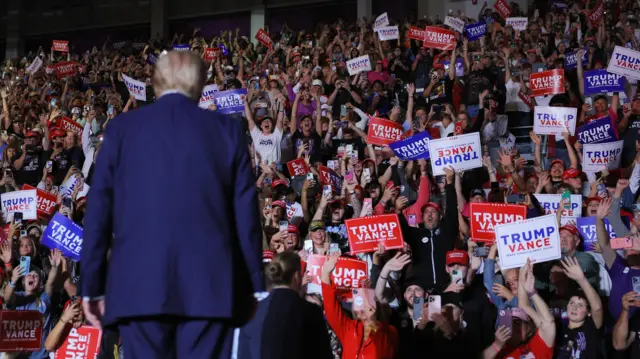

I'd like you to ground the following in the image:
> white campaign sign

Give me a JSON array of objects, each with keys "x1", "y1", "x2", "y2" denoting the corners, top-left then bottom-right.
[
  {"x1": 607, "y1": 46, "x2": 640, "y2": 80},
  {"x1": 428, "y1": 132, "x2": 482, "y2": 175},
  {"x1": 506, "y1": 17, "x2": 528, "y2": 31},
  {"x1": 377, "y1": 26, "x2": 399, "y2": 41},
  {"x1": 444, "y1": 16, "x2": 465, "y2": 33},
  {"x1": 534, "y1": 194, "x2": 583, "y2": 225},
  {"x1": 346, "y1": 55, "x2": 372, "y2": 75},
  {"x1": 122, "y1": 74, "x2": 147, "y2": 101},
  {"x1": 374, "y1": 13, "x2": 389, "y2": 30},
  {"x1": 1, "y1": 190, "x2": 38, "y2": 221},
  {"x1": 199, "y1": 84, "x2": 220, "y2": 109},
  {"x1": 533, "y1": 106, "x2": 577, "y2": 135},
  {"x1": 26, "y1": 57, "x2": 43, "y2": 74},
  {"x1": 495, "y1": 214, "x2": 561, "y2": 270},
  {"x1": 582, "y1": 140, "x2": 623, "y2": 172}
]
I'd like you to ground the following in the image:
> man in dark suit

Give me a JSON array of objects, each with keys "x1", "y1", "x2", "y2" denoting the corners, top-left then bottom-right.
[{"x1": 81, "y1": 51, "x2": 264, "y2": 358}]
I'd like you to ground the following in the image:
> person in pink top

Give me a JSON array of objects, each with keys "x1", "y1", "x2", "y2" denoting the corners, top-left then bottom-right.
[{"x1": 367, "y1": 60, "x2": 390, "y2": 85}]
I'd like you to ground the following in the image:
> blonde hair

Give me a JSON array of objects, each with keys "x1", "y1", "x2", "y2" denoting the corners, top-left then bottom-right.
[{"x1": 152, "y1": 51, "x2": 206, "y2": 101}]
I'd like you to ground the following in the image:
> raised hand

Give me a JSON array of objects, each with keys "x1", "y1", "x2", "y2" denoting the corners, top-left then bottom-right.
[
  {"x1": 561, "y1": 256, "x2": 585, "y2": 282},
  {"x1": 595, "y1": 197, "x2": 613, "y2": 220}
]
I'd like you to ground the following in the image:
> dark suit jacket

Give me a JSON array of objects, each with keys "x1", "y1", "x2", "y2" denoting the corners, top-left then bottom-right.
[
  {"x1": 237, "y1": 288, "x2": 333, "y2": 359},
  {"x1": 81, "y1": 93, "x2": 264, "y2": 327}
]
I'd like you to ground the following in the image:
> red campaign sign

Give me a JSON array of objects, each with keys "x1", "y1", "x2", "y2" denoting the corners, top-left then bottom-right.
[
  {"x1": 45, "y1": 65, "x2": 56, "y2": 75},
  {"x1": 469, "y1": 203, "x2": 528, "y2": 242},
  {"x1": 53, "y1": 325, "x2": 102, "y2": 359},
  {"x1": 493, "y1": 0, "x2": 512, "y2": 19},
  {"x1": 255, "y1": 29, "x2": 273, "y2": 49},
  {"x1": 57, "y1": 116, "x2": 83, "y2": 137},
  {"x1": 587, "y1": 1, "x2": 604, "y2": 27},
  {"x1": 203, "y1": 48, "x2": 219, "y2": 62},
  {"x1": 408, "y1": 26, "x2": 425, "y2": 41},
  {"x1": 422, "y1": 27, "x2": 456, "y2": 51},
  {"x1": 52, "y1": 40, "x2": 69, "y2": 52},
  {"x1": 529, "y1": 69, "x2": 565, "y2": 97},
  {"x1": 287, "y1": 158, "x2": 310, "y2": 177},
  {"x1": 55, "y1": 61, "x2": 77, "y2": 79},
  {"x1": 305, "y1": 255, "x2": 368, "y2": 290},
  {"x1": 366, "y1": 117, "x2": 405, "y2": 146},
  {"x1": 317, "y1": 165, "x2": 342, "y2": 193},
  {"x1": 0, "y1": 311, "x2": 44, "y2": 352},
  {"x1": 345, "y1": 214, "x2": 405, "y2": 254},
  {"x1": 22, "y1": 184, "x2": 57, "y2": 219}
]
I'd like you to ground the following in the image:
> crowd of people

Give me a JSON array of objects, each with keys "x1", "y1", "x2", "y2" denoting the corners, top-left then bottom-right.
[{"x1": 1, "y1": 0, "x2": 640, "y2": 357}]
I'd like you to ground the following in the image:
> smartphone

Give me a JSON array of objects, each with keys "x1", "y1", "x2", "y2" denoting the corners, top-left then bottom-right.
[
  {"x1": 506, "y1": 193, "x2": 525, "y2": 204},
  {"x1": 451, "y1": 269, "x2": 464, "y2": 285},
  {"x1": 50, "y1": 98, "x2": 57, "y2": 109},
  {"x1": 596, "y1": 183, "x2": 608, "y2": 198},
  {"x1": 13, "y1": 212, "x2": 23, "y2": 225},
  {"x1": 473, "y1": 247, "x2": 490, "y2": 257},
  {"x1": 327, "y1": 160, "x2": 338, "y2": 171},
  {"x1": 408, "y1": 214, "x2": 417, "y2": 227},
  {"x1": 20, "y1": 230, "x2": 27, "y2": 237},
  {"x1": 323, "y1": 185, "x2": 332, "y2": 196},
  {"x1": 386, "y1": 181, "x2": 396, "y2": 190},
  {"x1": 433, "y1": 104, "x2": 443, "y2": 112},
  {"x1": 107, "y1": 104, "x2": 114, "y2": 116},
  {"x1": 413, "y1": 297, "x2": 424, "y2": 321},
  {"x1": 345, "y1": 144, "x2": 354, "y2": 154},
  {"x1": 611, "y1": 237, "x2": 633, "y2": 249},
  {"x1": 340, "y1": 105, "x2": 347, "y2": 117},
  {"x1": 633, "y1": 277, "x2": 640, "y2": 293},
  {"x1": 427, "y1": 295, "x2": 441, "y2": 320},
  {"x1": 350, "y1": 150, "x2": 358, "y2": 159},
  {"x1": 45, "y1": 161, "x2": 53, "y2": 172},
  {"x1": 62, "y1": 197, "x2": 72, "y2": 208},
  {"x1": 363, "y1": 197, "x2": 372, "y2": 209},
  {"x1": 561, "y1": 189, "x2": 572, "y2": 210},
  {"x1": 363, "y1": 168, "x2": 371, "y2": 179},
  {"x1": 329, "y1": 243, "x2": 341, "y2": 255},
  {"x1": 20, "y1": 256, "x2": 31, "y2": 274},
  {"x1": 279, "y1": 221, "x2": 289, "y2": 232},
  {"x1": 454, "y1": 121, "x2": 463, "y2": 135},
  {"x1": 306, "y1": 173, "x2": 314, "y2": 181},
  {"x1": 253, "y1": 82, "x2": 260, "y2": 90},
  {"x1": 345, "y1": 170, "x2": 354, "y2": 181},
  {"x1": 498, "y1": 309, "x2": 513, "y2": 331},
  {"x1": 335, "y1": 121, "x2": 349, "y2": 128}
]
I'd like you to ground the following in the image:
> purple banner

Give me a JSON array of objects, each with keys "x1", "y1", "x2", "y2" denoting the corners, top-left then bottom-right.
[
  {"x1": 576, "y1": 116, "x2": 618, "y2": 144},
  {"x1": 576, "y1": 216, "x2": 617, "y2": 251},
  {"x1": 563, "y1": 50, "x2": 588, "y2": 69},
  {"x1": 389, "y1": 131, "x2": 432, "y2": 161},
  {"x1": 213, "y1": 89, "x2": 248, "y2": 114},
  {"x1": 465, "y1": 21, "x2": 487, "y2": 41},
  {"x1": 584, "y1": 69, "x2": 625, "y2": 95}
]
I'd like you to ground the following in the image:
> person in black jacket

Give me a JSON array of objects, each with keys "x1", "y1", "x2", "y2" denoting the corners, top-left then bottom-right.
[
  {"x1": 396, "y1": 166, "x2": 459, "y2": 292},
  {"x1": 236, "y1": 252, "x2": 332, "y2": 359}
]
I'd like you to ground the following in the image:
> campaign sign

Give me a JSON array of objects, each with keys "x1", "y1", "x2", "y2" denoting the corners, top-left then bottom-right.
[
  {"x1": 367, "y1": 117, "x2": 404, "y2": 146},
  {"x1": 53, "y1": 325, "x2": 102, "y2": 359},
  {"x1": 55, "y1": 61, "x2": 77, "y2": 80},
  {"x1": 534, "y1": 194, "x2": 583, "y2": 224},
  {"x1": 533, "y1": 106, "x2": 577, "y2": 135},
  {"x1": 428, "y1": 132, "x2": 482, "y2": 176},
  {"x1": 506, "y1": 17, "x2": 528, "y2": 31},
  {"x1": 584, "y1": 69, "x2": 625, "y2": 95},
  {"x1": 60, "y1": 174, "x2": 90, "y2": 199},
  {"x1": 146, "y1": 53, "x2": 158, "y2": 65},
  {"x1": 57, "y1": 116, "x2": 83, "y2": 137},
  {"x1": 41, "y1": 212, "x2": 83, "y2": 261},
  {"x1": 587, "y1": 1, "x2": 604, "y2": 26},
  {"x1": 377, "y1": 26, "x2": 399, "y2": 41},
  {"x1": 345, "y1": 214, "x2": 404, "y2": 254},
  {"x1": 494, "y1": 0, "x2": 512, "y2": 19},
  {"x1": 306, "y1": 255, "x2": 368, "y2": 290},
  {"x1": 287, "y1": 158, "x2": 311, "y2": 177},
  {"x1": 52, "y1": 40, "x2": 69, "y2": 52},
  {"x1": 423, "y1": 27, "x2": 456, "y2": 51},
  {"x1": 0, "y1": 311, "x2": 43, "y2": 352},
  {"x1": 26, "y1": 57, "x2": 43, "y2": 75},
  {"x1": 576, "y1": 216, "x2": 617, "y2": 251},
  {"x1": 564, "y1": 50, "x2": 588, "y2": 69},
  {"x1": 553, "y1": 0, "x2": 568, "y2": 9},
  {"x1": 1, "y1": 190, "x2": 37, "y2": 221},
  {"x1": 408, "y1": 26, "x2": 425, "y2": 41},
  {"x1": 203, "y1": 48, "x2": 219, "y2": 62},
  {"x1": 389, "y1": 130, "x2": 431, "y2": 161},
  {"x1": 346, "y1": 55, "x2": 372, "y2": 76},
  {"x1": 576, "y1": 117, "x2": 617, "y2": 144},
  {"x1": 607, "y1": 46, "x2": 640, "y2": 80},
  {"x1": 470, "y1": 203, "x2": 528, "y2": 242},
  {"x1": 465, "y1": 21, "x2": 487, "y2": 41},
  {"x1": 255, "y1": 29, "x2": 273, "y2": 48},
  {"x1": 21, "y1": 185, "x2": 57, "y2": 219},
  {"x1": 444, "y1": 16, "x2": 465, "y2": 33},
  {"x1": 374, "y1": 12, "x2": 389, "y2": 30},
  {"x1": 582, "y1": 140, "x2": 623, "y2": 171},
  {"x1": 495, "y1": 214, "x2": 561, "y2": 270},
  {"x1": 173, "y1": 44, "x2": 190, "y2": 52},
  {"x1": 317, "y1": 165, "x2": 343, "y2": 194},
  {"x1": 198, "y1": 84, "x2": 220, "y2": 109},
  {"x1": 530, "y1": 69, "x2": 565, "y2": 97},
  {"x1": 213, "y1": 88, "x2": 248, "y2": 114},
  {"x1": 122, "y1": 74, "x2": 147, "y2": 102}
]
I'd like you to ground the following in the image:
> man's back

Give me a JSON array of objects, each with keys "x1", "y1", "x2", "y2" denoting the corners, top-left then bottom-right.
[{"x1": 82, "y1": 93, "x2": 264, "y2": 327}]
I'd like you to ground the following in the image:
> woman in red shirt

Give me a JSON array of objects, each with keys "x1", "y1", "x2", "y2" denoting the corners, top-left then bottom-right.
[{"x1": 321, "y1": 253, "x2": 398, "y2": 359}]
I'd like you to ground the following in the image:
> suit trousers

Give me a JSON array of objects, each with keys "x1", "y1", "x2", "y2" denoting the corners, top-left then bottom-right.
[{"x1": 118, "y1": 316, "x2": 233, "y2": 359}]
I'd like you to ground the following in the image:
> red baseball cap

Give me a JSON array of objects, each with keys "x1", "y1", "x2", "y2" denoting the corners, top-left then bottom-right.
[
  {"x1": 585, "y1": 197, "x2": 602, "y2": 205},
  {"x1": 287, "y1": 224, "x2": 299, "y2": 233},
  {"x1": 560, "y1": 224, "x2": 579, "y2": 236},
  {"x1": 49, "y1": 128, "x2": 66, "y2": 139},
  {"x1": 25, "y1": 131, "x2": 40, "y2": 138},
  {"x1": 263, "y1": 250, "x2": 275, "y2": 263},
  {"x1": 446, "y1": 249, "x2": 470, "y2": 266},
  {"x1": 271, "y1": 179, "x2": 288, "y2": 189},
  {"x1": 550, "y1": 159, "x2": 564, "y2": 167},
  {"x1": 271, "y1": 200, "x2": 286, "y2": 209},
  {"x1": 421, "y1": 202, "x2": 441, "y2": 213},
  {"x1": 562, "y1": 168, "x2": 583, "y2": 180},
  {"x1": 433, "y1": 63, "x2": 445, "y2": 70}
]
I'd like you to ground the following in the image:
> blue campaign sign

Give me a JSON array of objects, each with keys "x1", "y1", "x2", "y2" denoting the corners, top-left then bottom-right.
[
  {"x1": 584, "y1": 69, "x2": 625, "y2": 95},
  {"x1": 576, "y1": 116, "x2": 618, "y2": 144},
  {"x1": 389, "y1": 131, "x2": 431, "y2": 161},
  {"x1": 173, "y1": 44, "x2": 190, "y2": 52},
  {"x1": 465, "y1": 20, "x2": 487, "y2": 41},
  {"x1": 576, "y1": 216, "x2": 617, "y2": 251},
  {"x1": 213, "y1": 89, "x2": 248, "y2": 114},
  {"x1": 41, "y1": 212, "x2": 83, "y2": 261},
  {"x1": 563, "y1": 50, "x2": 588, "y2": 69}
]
